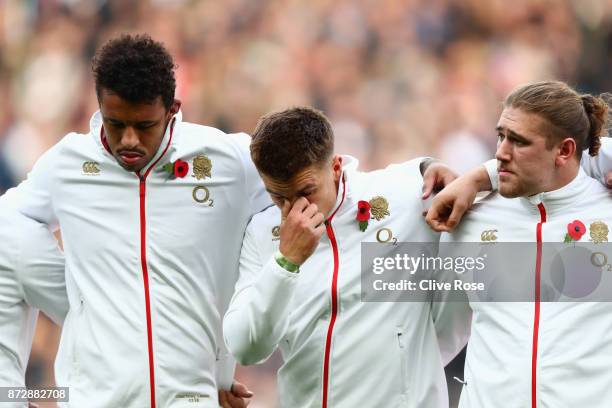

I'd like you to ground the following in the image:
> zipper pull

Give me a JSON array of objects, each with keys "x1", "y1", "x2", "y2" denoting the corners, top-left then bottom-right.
[
  {"x1": 453, "y1": 377, "x2": 468, "y2": 386},
  {"x1": 396, "y1": 329, "x2": 405, "y2": 348}
]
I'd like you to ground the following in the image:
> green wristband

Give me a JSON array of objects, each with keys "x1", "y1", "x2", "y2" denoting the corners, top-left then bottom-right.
[{"x1": 274, "y1": 251, "x2": 300, "y2": 273}]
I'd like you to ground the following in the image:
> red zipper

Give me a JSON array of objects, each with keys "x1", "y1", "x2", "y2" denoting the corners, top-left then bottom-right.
[
  {"x1": 322, "y1": 223, "x2": 339, "y2": 408},
  {"x1": 321, "y1": 175, "x2": 346, "y2": 408},
  {"x1": 532, "y1": 203, "x2": 546, "y2": 408},
  {"x1": 134, "y1": 118, "x2": 175, "y2": 408},
  {"x1": 138, "y1": 177, "x2": 157, "y2": 408}
]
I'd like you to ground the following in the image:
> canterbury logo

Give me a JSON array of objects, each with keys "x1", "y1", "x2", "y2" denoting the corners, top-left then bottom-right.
[
  {"x1": 82, "y1": 161, "x2": 100, "y2": 174},
  {"x1": 481, "y1": 229, "x2": 498, "y2": 241}
]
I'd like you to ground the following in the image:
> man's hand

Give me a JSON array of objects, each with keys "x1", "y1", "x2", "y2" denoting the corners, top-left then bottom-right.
[
  {"x1": 279, "y1": 197, "x2": 326, "y2": 265},
  {"x1": 218, "y1": 381, "x2": 253, "y2": 408},
  {"x1": 425, "y1": 165, "x2": 492, "y2": 232},
  {"x1": 421, "y1": 160, "x2": 459, "y2": 200}
]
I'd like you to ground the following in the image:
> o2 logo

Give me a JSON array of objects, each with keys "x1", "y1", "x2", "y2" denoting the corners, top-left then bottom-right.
[
  {"x1": 591, "y1": 252, "x2": 612, "y2": 271},
  {"x1": 376, "y1": 228, "x2": 397, "y2": 245}
]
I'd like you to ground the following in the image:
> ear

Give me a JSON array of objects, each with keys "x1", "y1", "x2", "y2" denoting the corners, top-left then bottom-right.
[
  {"x1": 169, "y1": 99, "x2": 182, "y2": 115},
  {"x1": 331, "y1": 155, "x2": 343, "y2": 182},
  {"x1": 555, "y1": 137, "x2": 576, "y2": 167}
]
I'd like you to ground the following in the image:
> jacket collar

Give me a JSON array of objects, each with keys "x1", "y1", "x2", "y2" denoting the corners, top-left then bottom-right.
[
  {"x1": 326, "y1": 155, "x2": 359, "y2": 221},
  {"x1": 90, "y1": 110, "x2": 182, "y2": 176},
  {"x1": 520, "y1": 168, "x2": 589, "y2": 216}
]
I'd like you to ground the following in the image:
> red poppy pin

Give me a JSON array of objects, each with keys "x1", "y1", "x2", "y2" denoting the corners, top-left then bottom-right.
[
  {"x1": 356, "y1": 200, "x2": 371, "y2": 231},
  {"x1": 564, "y1": 220, "x2": 586, "y2": 243},
  {"x1": 163, "y1": 159, "x2": 189, "y2": 178}
]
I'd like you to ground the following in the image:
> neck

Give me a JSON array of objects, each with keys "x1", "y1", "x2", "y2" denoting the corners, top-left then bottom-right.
[{"x1": 536, "y1": 160, "x2": 580, "y2": 194}]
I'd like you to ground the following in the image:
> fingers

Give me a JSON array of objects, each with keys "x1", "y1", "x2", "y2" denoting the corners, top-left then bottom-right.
[
  {"x1": 422, "y1": 171, "x2": 436, "y2": 200},
  {"x1": 425, "y1": 199, "x2": 441, "y2": 225},
  {"x1": 219, "y1": 390, "x2": 230, "y2": 408},
  {"x1": 427, "y1": 218, "x2": 452, "y2": 232},
  {"x1": 281, "y1": 199, "x2": 291, "y2": 221},
  {"x1": 425, "y1": 212, "x2": 452, "y2": 232},
  {"x1": 309, "y1": 211, "x2": 324, "y2": 227},
  {"x1": 289, "y1": 200, "x2": 324, "y2": 228},
  {"x1": 425, "y1": 198, "x2": 453, "y2": 232},
  {"x1": 302, "y1": 203, "x2": 319, "y2": 219},
  {"x1": 444, "y1": 172, "x2": 458, "y2": 186},
  {"x1": 422, "y1": 163, "x2": 458, "y2": 199},
  {"x1": 278, "y1": 198, "x2": 326, "y2": 265},
  {"x1": 225, "y1": 392, "x2": 248, "y2": 408},
  {"x1": 313, "y1": 223, "x2": 326, "y2": 237},
  {"x1": 289, "y1": 197, "x2": 310, "y2": 216},
  {"x1": 231, "y1": 381, "x2": 254, "y2": 398},
  {"x1": 445, "y1": 201, "x2": 468, "y2": 231},
  {"x1": 606, "y1": 171, "x2": 612, "y2": 188}
]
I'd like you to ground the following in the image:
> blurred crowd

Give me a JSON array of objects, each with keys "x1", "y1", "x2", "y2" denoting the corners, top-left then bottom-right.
[{"x1": 0, "y1": 0, "x2": 610, "y2": 407}]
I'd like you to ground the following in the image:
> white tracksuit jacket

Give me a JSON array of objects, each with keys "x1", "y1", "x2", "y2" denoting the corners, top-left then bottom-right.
[
  {"x1": 3, "y1": 111, "x2": 269, "y2": 408},
  {"x1": 224, "y1": 157, "x2": 469, "y2": 408},
  {"x1": 446, "y1": 165, "x2": 612, "y2": 408},
  {"x1": 0, "y1": 207, "x2": 66, "y2": 408}
]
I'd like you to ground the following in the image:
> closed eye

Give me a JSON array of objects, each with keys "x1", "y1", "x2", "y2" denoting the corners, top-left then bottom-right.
[
  {"x1": 508, "y1": 135, "x2": 528, "y2": 146},
  {"x1": 106, "y1": 120, "x2": 125, "y2": 129},
  {"x1": 135, "y1": 122, "x2": 157, "y2": 130},
  {"x1": 269, "y1": 193, "x2": 285, "y2": 202}
]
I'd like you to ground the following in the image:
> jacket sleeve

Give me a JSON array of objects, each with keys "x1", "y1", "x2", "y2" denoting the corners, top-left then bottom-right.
[
  {"x1": 580, "y1": 136, "x2": 612, "y2": 184},
  {"x1": 1, "y1": 139, "x2": 64, "y2": 230},
  {"x1": 231, "y1": 133, "x2": 272, "y2": 216},
  {"x1": 214, "y1": 342, "x2": 236, "y2": 391},
  {"x1": 430, "y1": 233, "x2": 472, "y2": 366},
  {"x1": 16, "y1": 217, "x2": 67, "y2": 326},
  {"x1": 387, "y1": 156, "x2": 430, "y2": 177},
  {"x1": 431, "y1": 287, "x2": 471, "y2": 366},
  {"x1": 223, "y1": 221, "x2": 298, "y2": 365}
]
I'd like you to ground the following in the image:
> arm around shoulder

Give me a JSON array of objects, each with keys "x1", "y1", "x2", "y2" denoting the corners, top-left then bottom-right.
[
  {"x1": 581, "y1": 137, "x2": 612, "y2": 186},
  {"x1": 2, "y1": 137, "x2": 68, "y2": 229},
  {"x1": 230, "y1": 132, "x2": 271, "y2": 215}
]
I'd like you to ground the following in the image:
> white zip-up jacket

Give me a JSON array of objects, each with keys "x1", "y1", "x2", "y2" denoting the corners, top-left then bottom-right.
[
  {"x1": 0, "y1": 207, "x2": 66, "y2": 408},
  {"x1": 4, "y1": 111, "x2": 269, "y2": 408},
  {"x1": 445, "y1": 168, "x2": 612, "y2": 408},
  {"x1": 224, "y1": 156, "x2": 469, "y2": 408}
]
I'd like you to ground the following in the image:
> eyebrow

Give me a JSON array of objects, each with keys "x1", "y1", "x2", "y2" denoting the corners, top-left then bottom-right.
[
  {"x1": 496, "y1": 126, "x2": 529, "y2": 142},
  {"x1": 265, "y1": 183, "x2": 316, "y2": 197},
  {"x1": 265, "y1": 188, "x2": 285, "y2": 197},
  {"x1": 103, "y1": 117, "x2": 159, "y2": 127}
]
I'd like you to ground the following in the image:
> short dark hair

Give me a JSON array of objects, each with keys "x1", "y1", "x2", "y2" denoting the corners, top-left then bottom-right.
[
  {"x1": 250, "y1": 107, "x2": 334, "y2": 181},
  {"x1": 505, "y1": 81, "x2": 610, "y2": 157},
  {"x1": 92, "y1": 34, "x2": 176, "y2": 110}
]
